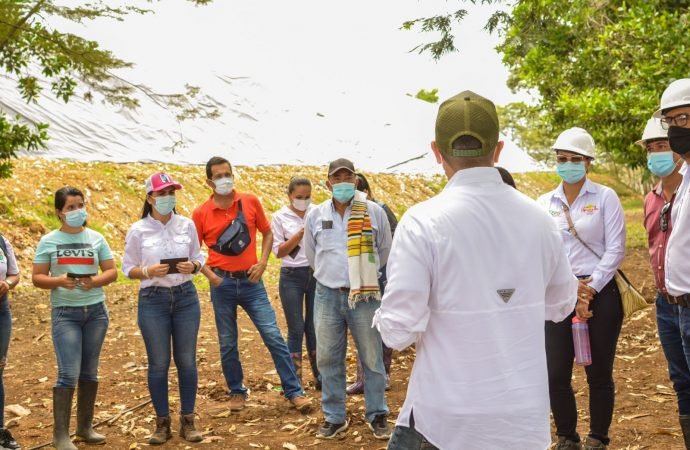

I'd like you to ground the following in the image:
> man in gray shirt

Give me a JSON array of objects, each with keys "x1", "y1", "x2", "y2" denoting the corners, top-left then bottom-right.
[{"x1": 304, "y1": 158, "x2": 392, "y2": 440}]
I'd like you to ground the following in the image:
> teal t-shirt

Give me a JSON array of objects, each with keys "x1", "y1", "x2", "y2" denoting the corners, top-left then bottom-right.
[{"x1": 34, "y1": 228, "x2": 113, "y2": 307}]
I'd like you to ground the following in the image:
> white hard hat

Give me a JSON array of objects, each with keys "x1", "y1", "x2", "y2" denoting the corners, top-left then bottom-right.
[
  {"x1": 654, "y1": 78, "x2": 690, "y2": 118},
  {"x1": 552, "y1": 127, "x2": 596, "y2": 159},
  {"x1": 635, "y1": 117, "x2": 668, "y2": 148}
]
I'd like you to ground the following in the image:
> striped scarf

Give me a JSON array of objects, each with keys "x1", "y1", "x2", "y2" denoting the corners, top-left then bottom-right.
[{"x1": 346, "y1": 191, "x2": 381, "y2": 308}]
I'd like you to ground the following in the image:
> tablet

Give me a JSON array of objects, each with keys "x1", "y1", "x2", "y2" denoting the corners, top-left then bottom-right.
[{"x1": 160, "y1": 257, "x2": 189, "y2": 274}]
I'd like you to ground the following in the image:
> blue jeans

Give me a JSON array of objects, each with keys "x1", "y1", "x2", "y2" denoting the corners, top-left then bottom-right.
[
  {"x1": 0, "y1": 301, "x2": 11, "y2": 427},
  {"x1": 51, "y1": 302, "x2": 109, "y2": 388},
  {"x1": 387, "y1": 412, "x2": 439, "y2": 450},
  {"x1": 138, "y1": 281, "x2": 200, "y2": 417},
  {"x1": 210, "y1": 275, "x2": 303, "y2": 399},
  {"x1": 314, "y1": 282, "x2": 388, "y2": 423},
  {"x1": 278, "y1": 267, "x2": 316, "y2": 354},
  {"x1": 659, "y1": 292, "x2": 690, "y2": 415}
]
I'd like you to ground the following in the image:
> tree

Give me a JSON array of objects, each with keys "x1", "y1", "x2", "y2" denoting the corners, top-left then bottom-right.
[
  {"x1": 0, "y1": 0, "x2": 217, "y2": 177},
  {"x1": 405, "y1": 1, "x2": 690, "y2": 170}
]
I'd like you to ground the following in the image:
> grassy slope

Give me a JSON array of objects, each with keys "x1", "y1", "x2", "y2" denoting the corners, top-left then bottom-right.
[{"x1": 0, "y1": 158, "x2": 645, "y2": 292}]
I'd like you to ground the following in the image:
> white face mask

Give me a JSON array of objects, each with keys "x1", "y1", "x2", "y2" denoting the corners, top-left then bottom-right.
[
  {"x1": 213, "y1": 176, "x2": 234, "y2": 195},
  {"x1": 292, "y1": 198, "x2": 311, "y2": 212}
]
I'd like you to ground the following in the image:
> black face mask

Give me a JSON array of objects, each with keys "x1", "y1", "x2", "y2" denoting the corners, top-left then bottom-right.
[{"x1": 668, "y1": 126, "x2": 690, "y2": 155}]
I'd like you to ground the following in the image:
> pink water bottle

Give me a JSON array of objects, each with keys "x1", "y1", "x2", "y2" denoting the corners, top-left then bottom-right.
[{"x1": 572, "y1": 317, "x2": 592, "y2": 366}]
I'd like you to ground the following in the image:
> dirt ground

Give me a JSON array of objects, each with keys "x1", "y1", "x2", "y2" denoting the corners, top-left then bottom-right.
[{"x1": 1, "y1": 247, "x2": 684, "y2": 450}]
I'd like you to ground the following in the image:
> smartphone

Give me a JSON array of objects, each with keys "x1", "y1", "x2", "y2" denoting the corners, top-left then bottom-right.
[
  {"x1": 67, "y1": 273, "x2": 96, "y2": 278},
  {"x1": 160, "y1": 258, "x2": 189, "y2": 274}
]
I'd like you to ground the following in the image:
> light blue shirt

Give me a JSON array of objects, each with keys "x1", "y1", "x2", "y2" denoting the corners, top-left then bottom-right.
[
  {"x1": 34, "y1": 228, "x2": 113, "y2": 307},
  {"x1": 304, "y1": 197, "x2": 392, "y2": 289}
]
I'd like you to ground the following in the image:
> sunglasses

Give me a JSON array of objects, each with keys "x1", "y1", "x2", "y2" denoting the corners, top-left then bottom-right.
[{"x1": 660, "y1": 201, "x2": 672, "y2": 232}]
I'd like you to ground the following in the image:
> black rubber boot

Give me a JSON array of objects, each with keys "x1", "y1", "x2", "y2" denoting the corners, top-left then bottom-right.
[
  {"x1": 75, "y1": 380, "x2": 106, "y2": 444},
  {"x1": 53, "y1": 387, "x2": 77, "y2": 450}
]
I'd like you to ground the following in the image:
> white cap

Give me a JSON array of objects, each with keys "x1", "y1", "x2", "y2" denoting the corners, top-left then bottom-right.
[
  {"x1": 635, "y1": 117, "x2": 668, "y2": 148},
  {"x1": 654, "y1": 79, "x2": 690, "y2": 118},
  {"x1": 552, "y1": 127, "x2": 596, "y2": 159}
]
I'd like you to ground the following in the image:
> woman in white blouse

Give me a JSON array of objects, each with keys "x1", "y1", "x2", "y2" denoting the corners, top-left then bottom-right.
[
  {"x1": 271, "y1": 176, "x2": 320, "y2": 389},
  {"x1": 538, "y1": 128, "x2": 626, "y2": 450},
  {"x1": 0, "y1": 235, "x2": 20, "y2": 450},
  {"x1": 122, "y1": 172, "x2": 205, "y2": 445}
]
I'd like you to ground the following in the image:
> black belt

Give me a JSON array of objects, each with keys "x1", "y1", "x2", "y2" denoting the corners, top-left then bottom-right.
[
  {"x1": 336, "y1": 287, "x2": 350, "y2": 293},
  {"x1": 212, "y1": 268, "x2": 249, "y2": 279},
  {"x1": 665, "y1": 292, "x2": 690, "y2": 308}
]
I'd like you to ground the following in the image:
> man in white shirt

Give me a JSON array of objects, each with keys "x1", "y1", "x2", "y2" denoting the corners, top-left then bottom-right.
[
  {"x1": 658, "y1": 80, "x2": 690, "y2": 302},
  {"x1": 373, "y1": 91, "x2": 578, "y2": 449}
]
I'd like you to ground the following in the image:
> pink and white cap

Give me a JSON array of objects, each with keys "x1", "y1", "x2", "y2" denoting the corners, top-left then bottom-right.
[{"x1": 145, "y1": 172, "x2": 183, "y2": 193}]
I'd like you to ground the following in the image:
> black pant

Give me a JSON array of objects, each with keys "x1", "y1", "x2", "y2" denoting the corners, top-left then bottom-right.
[{"x1": 545, "y1": 278, "x2": 623, "y2": 445}]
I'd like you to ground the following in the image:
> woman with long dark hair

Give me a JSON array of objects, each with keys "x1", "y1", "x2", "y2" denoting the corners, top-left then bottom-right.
[
  {"x1": 122, "y1": 172, "x2": 205, "y2": 445},
  {"x1": 32, "y1": 186, "x2": 117, "y2": 450},
  {"x1": 346, "y1": 173, "x2": 398, "y2": 395}
]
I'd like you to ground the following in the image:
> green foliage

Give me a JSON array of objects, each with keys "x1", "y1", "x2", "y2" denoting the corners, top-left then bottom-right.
[
  {"x1": 401, "y1": 1, "x2": 504, "y2": 60},
  {"x1": 497, "y1": 103, "x2": 555, "y2": 162},
  {"x1": 415, "y1": 88, "x2": 439, "y2": 103},
  {"x1": 497, "y1": 1, "x2": 690, "y2": 169},
  {"x1": 409, "y1": 1, "x2": 689, "y2": 171},
  {"x1": 0, "y1": 0, "x2": 217, "y2": 178},
  {"x1": 0, "y1": 112, "x2": 48, "y2": 177}
]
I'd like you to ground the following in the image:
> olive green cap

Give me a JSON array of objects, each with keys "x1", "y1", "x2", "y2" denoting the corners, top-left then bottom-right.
[{"x1": 435, "y1": 91, "x2": 499, "y2": 157}]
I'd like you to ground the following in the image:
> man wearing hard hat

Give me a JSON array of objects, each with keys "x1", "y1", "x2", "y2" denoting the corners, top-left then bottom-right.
[
  {"x1": 638, "y1": 115, "x2": 690, "y2": 447},
  {"x1": 657, "y1": 78, "x2": 690, "y2": 448}
]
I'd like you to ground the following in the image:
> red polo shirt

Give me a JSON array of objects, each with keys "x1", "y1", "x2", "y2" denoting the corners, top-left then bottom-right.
[
  {"x1": 192, "y1": 192, "x2": 270, "y2": 271},
  {"x1": 643, "y1": 183, "x2": 676, "y2": 294}
]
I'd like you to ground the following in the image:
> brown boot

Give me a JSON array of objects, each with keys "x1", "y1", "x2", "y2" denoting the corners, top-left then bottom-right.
[
  {"x1": 383, "y1": 345, "x2": 393, "y2": 391},
  {"x1": 179, "y1": 413, "x2": 203, "y2": 442},
  {"x1": 290, "y1": 352, "x2": 303, "y2": 384},
  {"x1": 228, "y1": 394, "x2": 246, "y2": 411},
  {"x1": 308, "y1": 350, "x2": 321, "y2": 390},
  {"x1": 149, "y1": 416, "x2": 172, "y2": 445},
  {"x1": 680, "y1": 415, "x2": 690, "y2": 449},
  {"x1": 346, "y1": 357, "x2": 364, "y2": 395},
  {"x1": 289, "y1": 395, "x2": 313, "y2": 413}
]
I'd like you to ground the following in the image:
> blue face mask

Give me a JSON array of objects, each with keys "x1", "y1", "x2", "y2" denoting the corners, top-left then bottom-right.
[
  {"x1": 154, "y1": 196, "x2": 176, "y2": 216},
  {"x1": 65, "y1": 208, "x2": 87, "y2": 227},
  {"x1": 556, "y1": 162, "x2": 587, "y2": 184},
  {"x1": 647, "y1": 151, "x2": 677, "y2": 177},
  {"x1": 332, "y1": 182, "x2": 355, "y2": 203}
]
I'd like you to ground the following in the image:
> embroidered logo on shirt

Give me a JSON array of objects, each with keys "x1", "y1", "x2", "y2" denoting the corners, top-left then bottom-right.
[
  {"x1": 581, "y1": 204, "x2": 599, "y2": 215},
  {"x1": 549, "y1": 209, "x2": 561, "y2": 217},
  {"x1": 497, "y1": 289, "x2": 516, "y2": 303}
]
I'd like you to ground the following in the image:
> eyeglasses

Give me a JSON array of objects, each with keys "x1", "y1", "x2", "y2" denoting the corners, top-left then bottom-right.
[
  {"x1": 556, "y1": 155, "x2": 586, "y2": 164},
  {"x1": 660, "y1": 201, "x2": 672, "y2": 232},
  {"x1": 661, "y1": 113, "x2": 690, "y2": 130}
]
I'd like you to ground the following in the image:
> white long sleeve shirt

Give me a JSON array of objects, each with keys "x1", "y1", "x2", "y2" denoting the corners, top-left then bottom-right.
[
  {"x1": 666, "y1": 162, "x2": 690, "y2": 295},
  {"x1": 373, "y1": 167, "x2": 577, "y2": 450},
  {"x1": 270, "y1": 204, "x2": 314, "y2": 268},
  {"x1": 537, "y1": 178, "x2": 626, "y2": 293},
  {"x1": 122, "y1": 214, "x2": 204, "y2": 288}
]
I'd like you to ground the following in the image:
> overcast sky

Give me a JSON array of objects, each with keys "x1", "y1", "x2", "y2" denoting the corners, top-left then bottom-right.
[{"x1": 58, "y1": 0, "x2": 522, "y2": 107}]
